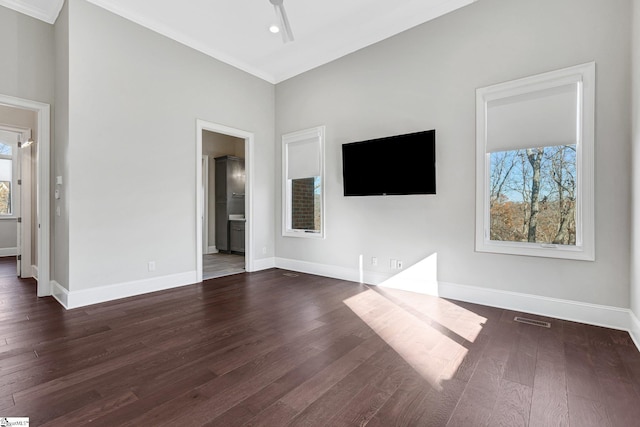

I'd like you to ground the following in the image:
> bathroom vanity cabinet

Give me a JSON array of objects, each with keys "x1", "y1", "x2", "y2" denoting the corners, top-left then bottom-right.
[{"x1": 229, "y1": 220, "x2": 246, "y2": 253}]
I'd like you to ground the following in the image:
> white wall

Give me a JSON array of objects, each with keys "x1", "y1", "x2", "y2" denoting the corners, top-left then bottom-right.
[
  {"x1": 0, "y1": 221, "x2": 16, "y2": 252},
  {"x1": 64, "y1": 0, "x2": 275, "y2": 292},
  {"x1": 275, "y1": 0, "x2": 632, "y2": 307},
  {"x1": 632, "y1": 0, "x2": 640, "y2": 317},
  {"x1": 0, "y1": 6, "x2": 54, "y2": 103},
  {"x1": 202, "y1": 131, "x2": 245, "y2": 159},
  {"x1": 53, "y1": 0, "x2": 69, "y2": 288},
  {"x1": 0, "y1": 5, "x2": 53, "y2": 273}
]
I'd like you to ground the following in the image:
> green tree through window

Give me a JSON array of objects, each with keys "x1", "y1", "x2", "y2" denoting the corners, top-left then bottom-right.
[{"x1": 490, "y1": 145, "x2": 576, "y2": 245}]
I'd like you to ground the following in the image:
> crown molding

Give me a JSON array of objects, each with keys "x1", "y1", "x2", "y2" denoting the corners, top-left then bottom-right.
[{"x1": 0, "y1": 0, "x2": 64, "y2": 24}]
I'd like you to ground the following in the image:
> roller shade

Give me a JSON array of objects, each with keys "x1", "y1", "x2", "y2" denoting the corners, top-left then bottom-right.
[
  {"x1": 0, "y1": 130, "x2": 18, "y2": 155},
  {"x1": 486, "y1": 82, "x2": 579, "y2": 153},
  {"x1": 286, "y1": 136, "x2": 321, "y2": 180}
]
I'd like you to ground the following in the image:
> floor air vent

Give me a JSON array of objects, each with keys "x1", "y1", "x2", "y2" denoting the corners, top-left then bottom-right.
[
  {"x1": 514, "y1": 316, "x2": 551, "y2": 328},
  {"x1": 283, "y1": 272, "x2": 299, "y2": 277}
]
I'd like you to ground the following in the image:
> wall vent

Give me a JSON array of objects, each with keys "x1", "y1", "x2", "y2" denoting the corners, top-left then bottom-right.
[{"x1": 514, "y1": 316, "x2": 551, "y2": 328}]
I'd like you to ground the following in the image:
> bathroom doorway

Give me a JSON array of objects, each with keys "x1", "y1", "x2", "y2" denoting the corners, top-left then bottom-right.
[{"x1": 196, "y1": 121, "x2": 254, "y2": 282}]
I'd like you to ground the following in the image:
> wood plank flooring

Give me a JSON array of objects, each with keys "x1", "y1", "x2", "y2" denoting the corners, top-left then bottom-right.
[{"x1": 1, "y1": 257, "x2": 640, "y2": 426}]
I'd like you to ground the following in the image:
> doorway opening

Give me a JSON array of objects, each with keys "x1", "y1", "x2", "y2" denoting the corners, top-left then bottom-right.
[
  {"x1": 196, "y1": 120, "x2": 254, "y2": 282},
  {"x1": 0, "y1": 94, "x2": 50, "y2": 297},
  {"x1": 0, "y1": 124, "x2": 33, "y2": 278}
]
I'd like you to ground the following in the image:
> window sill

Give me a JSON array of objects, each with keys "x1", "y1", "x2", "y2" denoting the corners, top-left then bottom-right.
[
  {"x1": 283, "y1": 230, "x2": 324, "y2": 239},
  {"x1": 476, "y1": 239, "x2": 594, "y2": 261}
]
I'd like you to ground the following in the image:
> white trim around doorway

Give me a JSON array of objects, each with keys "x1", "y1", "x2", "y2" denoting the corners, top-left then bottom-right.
[
  {"x1": 196, "y1": 120, "x2": 254, "y2": 282},
  {"x1": 0, "y1": 123, "x2": 33, "y2": 278},
  {"x1": 0, "y1": 93, "x2": 51, "y2": 297}
]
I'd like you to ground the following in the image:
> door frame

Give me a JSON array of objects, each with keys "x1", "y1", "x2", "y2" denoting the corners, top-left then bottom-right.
[
  {"x1": 0, "y1": 94, "x2": 50, "y2": 297},
  {"x1": 202, "y1": 154, "x2": 209, "y2": 254},
  {"x1": 196, "y1": 120, "x2": 254, "y2": 282}
]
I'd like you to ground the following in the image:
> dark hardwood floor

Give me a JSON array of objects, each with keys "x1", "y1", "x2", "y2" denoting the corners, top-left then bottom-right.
[{"x1": 1, "y1": 256, "x2": 640, "y2": 426}]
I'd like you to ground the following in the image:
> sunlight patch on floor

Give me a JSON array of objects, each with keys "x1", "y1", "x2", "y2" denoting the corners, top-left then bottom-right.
[
  {"x1": 343, "y1": 288, "x2": 468, "y2": 390},
  {"x1": 376, "y1": 252, "x2": 486, "y2": 343}
]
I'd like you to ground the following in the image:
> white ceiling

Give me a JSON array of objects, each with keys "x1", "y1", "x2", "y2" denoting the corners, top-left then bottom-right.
[{"x1": 2, "y1": 0, "x2": 477, "y2": 83}]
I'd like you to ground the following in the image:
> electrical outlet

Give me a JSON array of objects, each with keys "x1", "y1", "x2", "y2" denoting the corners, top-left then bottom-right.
[
  {"x1": 372, "y1": 257, "x2": 378, "y2": 266},
  {"x1": 148, "y1": 261, "x2": 156, "y2": 272},
  {"x1": 397, "y1": 260, "x2": 403, "y2": 269},
  {"x1": 262, "y1": 246, "x2": 267, "y2": 255},
  {"x1": 390, "y1": 259, "x2": 398, "y2": 269}
]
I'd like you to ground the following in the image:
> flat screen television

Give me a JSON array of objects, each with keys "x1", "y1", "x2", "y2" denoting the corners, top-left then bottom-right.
[{"x1": 342, "y1": 130, "x2": 436, "y2": 196}]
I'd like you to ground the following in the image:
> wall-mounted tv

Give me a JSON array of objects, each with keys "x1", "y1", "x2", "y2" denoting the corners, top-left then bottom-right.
[{"x1": 342, "y1": 130, "x2": 436, "y2": 196}]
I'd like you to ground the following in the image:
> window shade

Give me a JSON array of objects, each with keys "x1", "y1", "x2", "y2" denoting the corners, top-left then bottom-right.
[
  {"x1": 286, "y1": 136, "x2": 321, "y2": 180},
  {"x1": 486, "y1": 82, "x2": 579, "y2": 153},
  {"x1": 0, "y1": 130, "x2": 19, "y2": 146}
]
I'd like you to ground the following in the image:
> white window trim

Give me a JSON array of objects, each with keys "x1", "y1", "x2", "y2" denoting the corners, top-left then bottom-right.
[
  {"x1": 475, "y1": 62, "x2": 595, "y2": 261},
  {"x1": 282, "y1": 125, "x2": 326, "y2": 239}
]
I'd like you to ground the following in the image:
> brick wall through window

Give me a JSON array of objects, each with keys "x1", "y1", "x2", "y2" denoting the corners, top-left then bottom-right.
[{"x1": 292, "y1": 177, "x2": 317, "y2": 230}]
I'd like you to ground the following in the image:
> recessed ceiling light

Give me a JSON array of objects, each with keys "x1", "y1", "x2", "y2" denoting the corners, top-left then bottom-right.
[{"x1": 269, "y1": 25, "x2": 280, "y2": 34}]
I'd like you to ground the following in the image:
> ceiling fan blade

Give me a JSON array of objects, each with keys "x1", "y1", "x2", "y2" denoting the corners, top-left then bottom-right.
[{"x1": 273, "y1": 3, "x2": 294, "y2": 43}]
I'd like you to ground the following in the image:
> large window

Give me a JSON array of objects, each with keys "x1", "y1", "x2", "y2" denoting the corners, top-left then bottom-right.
[
  {"x1": 0, "y1": 131, "x2": 19, "y2": 217},
  {"x1": 476, "y1": 63, "x2": 595, "y2": 260},
  {"x1": 282, "y1": 126, "x2": 325, "y2": 238}
]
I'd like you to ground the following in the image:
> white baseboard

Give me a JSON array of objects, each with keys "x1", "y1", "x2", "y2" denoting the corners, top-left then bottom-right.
[
  {"x1": 46, "y1": 255, "x2": 640, "y2": 352},
  {"x1": 275, "y1": 257, "x2": 362, "y2": 282},
  {"x1": 275, "y1": 257, "x2": 640, "y2": 350},
  {"x1": 51, "y1": 271, "x2": 198, "y2": 310},
  {"x1": 252, "y1": 257, "x2": 276, "y2": 272},
  {"x1": 437, "y1": 281, "x2": 632, "y2": 332},
  {"x1": 206, "y1": 246, "x2": 219, "y2": 254},
  {"x1": 275, "y1": 257, "x2": 430, "y2": 288},
  {"x1": 0, "y1": 247, "x2": 17, "y2": 257},
  {"x1": 51, "y1": 280, "x2": 69, "y2": 308},
  {"x1": 32, "y1": 264, "x2": 38, "y2": 280}
]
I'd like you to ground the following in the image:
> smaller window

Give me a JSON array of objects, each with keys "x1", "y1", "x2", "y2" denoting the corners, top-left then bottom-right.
[{"x1": 282, "y1": 126, "x2": 325, "y2": 238}]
